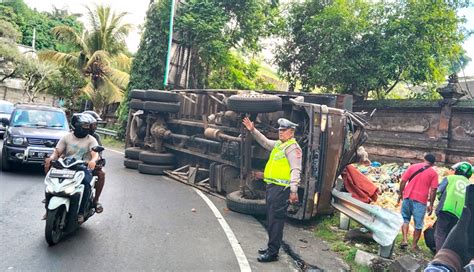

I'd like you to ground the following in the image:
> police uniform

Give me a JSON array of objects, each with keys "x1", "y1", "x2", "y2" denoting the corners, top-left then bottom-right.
[{"x1": 250, "y1": 118, "x2": 302, "y2": 262}]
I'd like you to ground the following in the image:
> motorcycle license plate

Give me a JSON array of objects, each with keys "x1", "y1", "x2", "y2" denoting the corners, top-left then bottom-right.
[{"x1": 50, "y1": 169, "x2": 76, "y2": 179}]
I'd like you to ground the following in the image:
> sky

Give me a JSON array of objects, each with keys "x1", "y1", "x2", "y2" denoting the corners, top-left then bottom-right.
[{"x1": 24, "y1": 0, "x2": 474, "y2": 77}]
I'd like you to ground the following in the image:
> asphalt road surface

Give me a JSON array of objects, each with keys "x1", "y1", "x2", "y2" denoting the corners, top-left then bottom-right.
[{"x1": 0, "y1": 141, "x2": 298, "y2": 271}]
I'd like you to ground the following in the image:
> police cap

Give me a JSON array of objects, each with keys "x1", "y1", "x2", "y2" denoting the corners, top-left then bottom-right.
[{"x1": 278, "y1": 118, "x2": 298, "y2": 130}]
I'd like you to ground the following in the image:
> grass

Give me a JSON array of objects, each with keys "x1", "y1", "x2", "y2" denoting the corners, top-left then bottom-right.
[
  {"x1": 101, "y1": 136, "x2": 124, "y2": 151},
  {"x1": 313, "y1": 212, "x2": 434, "y2": 271}
]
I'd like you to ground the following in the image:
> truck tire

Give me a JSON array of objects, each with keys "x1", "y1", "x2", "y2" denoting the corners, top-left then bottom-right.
[
  {"x1": 130, "y1": 89, "x2": 146, "y2": 100},
  {"x1": 226, "y1": 94, "x2": 282, "y2": 113},
  {"x1": 145, "y1": 90, "x2": 180, "y2": 103},
  {"x1": 139, "y1": 151, "x2": 175, "y2": 165},
  {"x1": 125, "y1": 147, "x2": 143, "y2": 160},
  {"x1": 124, "y1": 158, "x2": 140, "y2": 169},
  {"x1": 226, "y1": 191, "x2": 266, "y2": 216},
  {"x1": 129, "y1": 99, "x2": 145, "y2": 110},
  {"x1": 144, "y1": 101, "x2": 180, "y2": 113},
  {"x1": 138, "y1": 163, "x2": 174, "y2": 175}
]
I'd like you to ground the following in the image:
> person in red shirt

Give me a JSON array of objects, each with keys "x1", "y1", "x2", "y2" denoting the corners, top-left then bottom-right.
[{"x1": 398, "y1": 153, "x2": 439, "y2": 250}]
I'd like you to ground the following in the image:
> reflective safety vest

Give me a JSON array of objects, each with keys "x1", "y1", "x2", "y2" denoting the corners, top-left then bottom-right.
[
  {"x1": 263, "y1": 138, "x2": 298, "y2": 187},
  {"x1": 441, "y1": 175, "x2": 470, "y2": 218}
]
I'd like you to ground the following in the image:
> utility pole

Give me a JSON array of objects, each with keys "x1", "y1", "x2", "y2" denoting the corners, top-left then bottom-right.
[
  {"x1": 32, "y1": 28, "x2": 36, "y2": 50},
  {"x1": 163, "y1": 0, "x2": 176, "y2": 88}
]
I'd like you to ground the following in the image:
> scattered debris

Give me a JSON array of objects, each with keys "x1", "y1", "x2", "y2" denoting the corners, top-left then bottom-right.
[
  {"x1": 128, "y1": 212, "x2": 133, "y2": 218},
  {"x1": 389, "y1": 255, "x2": 422, "y2": 272},
  {"x1": 354, "y1": 249, "x2": 379, "y2": 267},
  {"x1": 191, "y1": 208, "x2": 196, "y2": 212},
  {"x1": 354, "y1": 162, "x2": 463, "y2": 228}
]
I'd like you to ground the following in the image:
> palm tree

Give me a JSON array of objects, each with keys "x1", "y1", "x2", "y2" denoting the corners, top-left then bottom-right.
[{"x1": 39, "y1": 5, "x2": 132, "y2": 115}]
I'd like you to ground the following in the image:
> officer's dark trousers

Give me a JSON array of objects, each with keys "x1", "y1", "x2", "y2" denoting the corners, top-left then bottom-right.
[{"x1": 266, "y1": 183, "x2": 290, "y2": 256}]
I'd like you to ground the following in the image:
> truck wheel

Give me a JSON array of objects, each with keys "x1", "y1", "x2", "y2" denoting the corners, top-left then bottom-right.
[
  {"x1": 125, "y1": 147, "x2": 143, "y2": 160},
  {"x1": 129, "y1": 99, "x2": 145, "y2": 110},
  {"x1": 1, "y1": 148, "x2": 11, "y2": 172},
  {"x1": 139, "y1": 151, "x2": 175, "y2": 165},
  {"x1": 138, "y1": 163, "x2": 174, "y2": 175},
  {"x1": 226, "y1": 191, "x2": 266, "y2": 216},
  {"x1": 145, "y1": 90, "x2": 180, "y2": 103},
  {"x1": 124, "y1": 158, "x2": 141, "y2": 169},
  {"x1": 226, "y1": 94, "x2": 282, "y2": 113},
  {"x1": 144, "y1": 101, "x2": 180, "y2": 113},
  {"x1": 45, "y1": 206, "x2": 65, "y2": 246},
  {"x1": 130, "y1": 89, "x2": 146, "y2": 100}
]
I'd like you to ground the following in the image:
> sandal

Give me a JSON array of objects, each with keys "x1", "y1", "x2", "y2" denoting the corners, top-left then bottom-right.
[
  {"x1": 399, "y1": 242, "x2": 408, "y2": 249},
  {"x1": 95, "y1": 203, "x2": 104, "y2": 214}
]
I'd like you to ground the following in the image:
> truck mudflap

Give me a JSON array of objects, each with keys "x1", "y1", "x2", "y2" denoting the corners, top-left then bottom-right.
[{"x1": 331, "y1": 188, "x2": 403, "y2": 247}]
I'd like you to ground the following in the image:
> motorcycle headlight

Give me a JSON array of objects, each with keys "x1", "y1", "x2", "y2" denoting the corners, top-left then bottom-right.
[
  {"x1": 73, "y1": 171, "x2": 85, "y2": 185},
  {"x1": 64, "y1": 184, "x2": 76, "y2": 194},
  {"x1": 46, "y1": 185, "x2": 53, "y2": 193}
]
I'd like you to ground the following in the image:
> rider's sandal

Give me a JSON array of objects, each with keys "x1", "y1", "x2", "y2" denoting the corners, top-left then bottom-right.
[{"x1": 95, "y1": 203, "x2": 104, "y2": 213}]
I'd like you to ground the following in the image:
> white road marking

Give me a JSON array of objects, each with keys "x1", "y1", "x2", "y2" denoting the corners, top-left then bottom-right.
[
  {"x1": 112, "y1": 148, "x2": 250, "y2": 270},
  {"x1": 193, "y1": 188, "x2": 251, "y2": 272}
]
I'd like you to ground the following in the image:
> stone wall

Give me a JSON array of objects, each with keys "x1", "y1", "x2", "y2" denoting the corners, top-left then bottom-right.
[
  {"x1": 1, "y1": 80, "x2": 56, "y2": 105},
  {"x1": 354, "y1": 99, "x2": 474, "y2": 165}
]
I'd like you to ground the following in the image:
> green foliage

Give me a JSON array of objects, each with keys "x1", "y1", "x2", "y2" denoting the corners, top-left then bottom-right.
[
  {"x1": 0, "y1": 0, "x2": 83, "y2": 50},
  {"x1": 208, "y1": 52, "x2": 275, "y2": 90},
  {"x1": 276, "y1": 0, "x2": 469, "y2": 100},
  {"x1": 0, "y1": 19, "x2": 21, "y2": 41},
  {"x1": 119, "y1": 0, "x2": 278, "y2": 129},
  {"x1": 47, "y1": 66, "x2": 87, "y2": 111},
  {"x1": 39, "y1": 5, "x2": 131, "y2": 116}
]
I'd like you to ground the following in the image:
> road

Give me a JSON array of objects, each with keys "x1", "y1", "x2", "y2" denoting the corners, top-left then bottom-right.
[{"x1": 0, "y1": 141, "x2": 298, "y2": 271}]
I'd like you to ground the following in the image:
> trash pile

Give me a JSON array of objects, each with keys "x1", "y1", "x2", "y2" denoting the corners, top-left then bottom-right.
[{"x1": 354, "y1": 162, "x2": 471, "y2": 228}]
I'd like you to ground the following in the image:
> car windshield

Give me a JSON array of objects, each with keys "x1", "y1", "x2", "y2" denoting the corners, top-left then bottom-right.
[
  {"x1": 0, "y1": 102, "x2": 14, "y2": 114},
  {"x1": 10, "y1": 109, "x2": 68, "y2": 130}
]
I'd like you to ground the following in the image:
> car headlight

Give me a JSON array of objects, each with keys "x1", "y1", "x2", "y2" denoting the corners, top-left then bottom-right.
[{"x1": 7, "y1": 136, "x2": 27, "y2": 146}]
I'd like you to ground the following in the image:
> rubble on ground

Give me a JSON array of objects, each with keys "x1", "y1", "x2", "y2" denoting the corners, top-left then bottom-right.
[{"x1": 354, "y1": 162, "x2": 474, "y2": 228}]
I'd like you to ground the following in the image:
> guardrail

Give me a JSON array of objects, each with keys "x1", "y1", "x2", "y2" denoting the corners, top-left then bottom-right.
[
  {"x1": 96, "y1": 127, "x2": 118, "y2": 137},
  {"x1": 331, "y1": 188, "x2": 403, "y2": 258}
]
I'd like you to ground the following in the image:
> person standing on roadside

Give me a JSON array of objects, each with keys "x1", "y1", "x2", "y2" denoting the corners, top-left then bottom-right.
[
  {"x1": 434, "y1": 162, "x2": 472, "y2": 252},
  {"x1": 398, "y1": 153, "x2": 439, "y2": 250},
  {"x1": 242, "y1": 117, "x2": 302, "y2": 263}
]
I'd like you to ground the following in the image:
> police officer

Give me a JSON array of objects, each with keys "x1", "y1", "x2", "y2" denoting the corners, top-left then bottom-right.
[{"x1": 242, "y1": 117, "x2": 302, "y2": 263}]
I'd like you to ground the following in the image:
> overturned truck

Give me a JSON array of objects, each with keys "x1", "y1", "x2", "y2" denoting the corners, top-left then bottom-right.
[{"x1": 123, "y1": 89, "x2": 402, "y2": 256}]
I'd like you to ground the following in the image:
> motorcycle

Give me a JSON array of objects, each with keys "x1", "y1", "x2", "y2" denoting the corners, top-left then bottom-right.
[{"x1": 44, "y1": 146, "x2": 104, "y2": 246}]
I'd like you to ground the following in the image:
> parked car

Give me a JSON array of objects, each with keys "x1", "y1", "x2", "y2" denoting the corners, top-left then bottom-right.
[
  {"x1": 1, "y1": 104, "x2": 69, "y2": 171},
  {"x1": 0, "y1": 100, "x2": 14, "y2": 138}
]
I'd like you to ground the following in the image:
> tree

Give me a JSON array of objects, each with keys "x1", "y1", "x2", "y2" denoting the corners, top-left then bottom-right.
[
  {"x1": 0, "y1": 19, "x2": 24, "y2": 83},
  {"x1": 39, "y1": 5, "x2": 132, "y2": 115},
  {"x1": 0, "y1": 0, "x2": 84, "y2": 51},
  {"x1": 21, "y1": 59, "x2": 60, "y2": 102},
  {"x1": 276, "y1": 0, "x2": 469, "y2": 100}
]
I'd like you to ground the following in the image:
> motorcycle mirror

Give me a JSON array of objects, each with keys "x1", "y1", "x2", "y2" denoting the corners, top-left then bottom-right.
[{"x1": 92, "y1": 146, "x2": 104, "y2": 153}]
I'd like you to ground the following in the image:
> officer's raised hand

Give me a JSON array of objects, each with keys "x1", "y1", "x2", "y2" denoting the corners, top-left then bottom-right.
[{"x1": 242, "y1": 117, "x2": 255, "y2": 132}]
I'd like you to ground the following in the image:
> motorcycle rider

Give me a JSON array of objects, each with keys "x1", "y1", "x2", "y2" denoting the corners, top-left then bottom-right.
[
  {"x1": 81, "y1": 112, "x2": 105, "y2": 213},
  {"x1": 44, "y1": 113, "x2": 100, "y2": 224}
]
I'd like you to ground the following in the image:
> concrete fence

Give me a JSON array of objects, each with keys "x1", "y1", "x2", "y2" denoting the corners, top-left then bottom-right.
[{"x1": 354, "y1": 99, "x2": 474, "y2": 164}]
